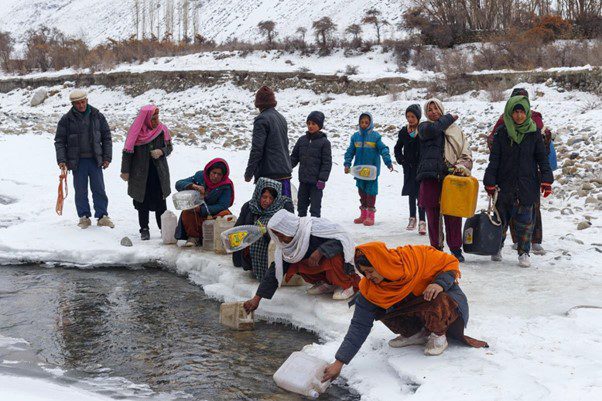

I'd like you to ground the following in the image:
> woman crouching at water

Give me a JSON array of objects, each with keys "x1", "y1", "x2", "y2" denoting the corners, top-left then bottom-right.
[
  {"x1": 243, "y1": 210, "x2": 361, "y2": 311},
  {"x1": 322, "y1": 242, "x2": 488, "y2": 382}
]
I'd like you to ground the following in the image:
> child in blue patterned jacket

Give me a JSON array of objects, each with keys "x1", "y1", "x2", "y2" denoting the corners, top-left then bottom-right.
[{"x1": 344, "y1": 112, "x2": 393, "y2": 226}]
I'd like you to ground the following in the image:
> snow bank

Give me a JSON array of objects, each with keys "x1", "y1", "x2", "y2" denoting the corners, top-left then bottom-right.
[{"x1": 1, "y1": 132, "x2": 601, "y2": 400}]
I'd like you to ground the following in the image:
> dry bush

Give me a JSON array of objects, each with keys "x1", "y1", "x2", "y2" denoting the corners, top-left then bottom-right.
[
  {"x1": 413, "y1": 45, "x2": 440, "y2": 72},
  {"x1": 485, "y1": 81, "x2": 507, "y2": 102}
]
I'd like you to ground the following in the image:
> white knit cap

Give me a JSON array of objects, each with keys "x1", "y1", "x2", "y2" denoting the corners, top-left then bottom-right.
[{"x1": 69, "y1": 89, "x2": 87, "y2": 102}]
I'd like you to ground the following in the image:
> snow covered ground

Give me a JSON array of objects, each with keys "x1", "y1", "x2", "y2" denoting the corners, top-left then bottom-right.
[{"x1": 1, "y1": 121, "x2": 601, "y2": 399}]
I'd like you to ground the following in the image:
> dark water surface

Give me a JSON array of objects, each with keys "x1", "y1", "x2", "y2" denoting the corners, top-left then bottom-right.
[{"x1": 0, "y1": 265, "x2": 359, "y2": 400}]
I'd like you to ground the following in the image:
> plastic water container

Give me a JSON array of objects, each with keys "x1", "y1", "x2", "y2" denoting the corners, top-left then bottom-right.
[
  {"x1": 214, "y1": 215, "x2": 237, "y2": 254},
  {"x1": 350, "y1": 165, "x2": 377, "y2": 181},
  {"x1": 219, "y1": 302, "x2": 254, "y2": 330},
  {"x1": 172, "y1": 190, "x2": 203, "y2": 210},
  {"x1": 220, "y1": 225, "x2": 266, "y2": 253},
  {"x1": 273, "y1": 351, "x2": 331, "y2": 398},
  {"x1": 291, "y1": 183, "x2": 299, "y2": 209},
  {"x1": 160, "y1": 210, "x2": 177, "y2": 245},
  {"x1": 440, "y1": 175, "x2": 479, "y2": 218},
  {"x1": 202, "y1": 219, "x2": 215, "y2": 251}
]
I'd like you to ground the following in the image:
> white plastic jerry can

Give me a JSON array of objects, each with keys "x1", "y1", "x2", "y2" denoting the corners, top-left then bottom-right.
[
  {"x1": 202, "y1": 218, "x2": 215, "y2": 251},
  {"x1": 172, "y1": 190, "x2": 203, "y2": 210},
  {"x1": 220, "y1": 225, "x2": 266, "y2": 253},
  {"x1": 214, "y1": 215, "x2": 237, "y2": 254},
  {"x1": 160, "y1": 210, "x2": 178, "y2": 245},
  {"x1": 273, "y1": 351, "x2": 331, "y2": 398},
  {"x1": 219, "y1": 302, "x2": 254, "y2": 331},
  {"x1": 350, "y1": 165, "x2": 377, "y2": 181}
]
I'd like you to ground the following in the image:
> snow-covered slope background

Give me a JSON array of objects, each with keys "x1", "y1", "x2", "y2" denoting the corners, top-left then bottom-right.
[{"x1": 0, "y1": 0, "x2": 407, "y2": 46}]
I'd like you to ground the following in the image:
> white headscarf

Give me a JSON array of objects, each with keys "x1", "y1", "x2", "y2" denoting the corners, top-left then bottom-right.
[
  {"x1": 267, "y1": 210, "x2": 356, "y2": 285},
  {"x1": 424, "y1": 98, "x2": 473, "y2": 170}
]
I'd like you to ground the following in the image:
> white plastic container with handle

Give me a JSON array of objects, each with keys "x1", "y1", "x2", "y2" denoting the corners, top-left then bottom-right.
[
  {"x1": 172, "y1": 190, "x2": 203, "y2": 210},
  {"x1": 273, "y1": 351, "x2": 331, "y2": 398},
  {"x1": 350, "y1": 165, "x2": 377, "y2": 181},
  {"x1": 160, "y1": 210, "x2": 177, "y2": 244}
]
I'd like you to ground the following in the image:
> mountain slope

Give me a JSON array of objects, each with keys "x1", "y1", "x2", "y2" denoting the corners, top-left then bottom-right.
[{"x1": 0, "y1": 0, "x2": 409, "y2": 46}]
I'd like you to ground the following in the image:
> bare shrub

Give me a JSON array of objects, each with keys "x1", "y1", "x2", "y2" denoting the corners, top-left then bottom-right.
[
  {"x1": 413, "y1": 45, "x2": 440, "y2": 72},
  {"x1": 485, "y1": 81, "x2": 507, "y2": 102},
  {"x1": 345, "y1": 65, "x2": 359, "y2": 75}
]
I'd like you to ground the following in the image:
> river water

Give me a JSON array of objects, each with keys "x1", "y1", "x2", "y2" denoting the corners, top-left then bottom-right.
[{"x1": 0, "y1": 265, "x2": 359, "y2": 400}]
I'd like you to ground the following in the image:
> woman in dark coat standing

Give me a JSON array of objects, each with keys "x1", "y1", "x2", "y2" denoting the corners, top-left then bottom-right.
[
  {"x1": 121, "y1": 105, "x2": 172, "y2": 240},
  {"x1": 394, "y1": 104, "x2": 426, "y2": 235}
]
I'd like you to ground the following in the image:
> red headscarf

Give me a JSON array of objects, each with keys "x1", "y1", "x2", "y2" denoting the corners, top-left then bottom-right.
[
  {"x1": 357, "y1": 242, "x2": 461, "y2": 309},
  {"x1": 124, "y1": 105, "x2": 171, "y2": 153},
  {"x1": 203, "y1": 158, "x2": 235, "y2": 206}
]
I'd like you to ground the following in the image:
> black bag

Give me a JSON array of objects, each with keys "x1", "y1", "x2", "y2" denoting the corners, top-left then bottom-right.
[{"x1": 463, "y1": 193, "x2": 503, "y2": 256}]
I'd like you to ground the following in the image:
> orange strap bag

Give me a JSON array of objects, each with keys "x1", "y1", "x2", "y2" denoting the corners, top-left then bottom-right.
[{"x1": 55, "y1": 167, "x2": 68, "y2": 215}]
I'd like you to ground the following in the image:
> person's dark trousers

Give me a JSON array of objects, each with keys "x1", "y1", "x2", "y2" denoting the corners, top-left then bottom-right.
[
  {"x1": 408, "y1": 195, "x2": 426, "y2": 220},
  {"x1": 73, "y1": 157, "x2": 108, "y2": 219},
  {"x1": 297, "y1": 183, "x2": 323, "y2": 218},
  {"x1": 498, "y1": 199, "x2": 534, "y2": 255},
  {"x1": 138, "y1": 207, "x2": 166, "y2": 230},
  {"x1": 359, "y1": 189, "x2": 376, "y2": 209},
  {"x1": 510, "y1": 202, "x2": 542, "y2": 244}
]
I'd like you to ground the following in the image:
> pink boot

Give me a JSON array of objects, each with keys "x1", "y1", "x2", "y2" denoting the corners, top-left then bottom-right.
[
  {"x1": 363, "y1": 209, "x2": 375, "y2": 226},
  {"x1": 354, "y1": 208, "x2": 367, "y2": 224}
]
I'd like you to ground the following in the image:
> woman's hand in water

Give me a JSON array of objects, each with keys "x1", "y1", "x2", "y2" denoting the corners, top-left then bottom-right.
[
  {"x1": 243, "y1": 295, "x2": 261, "y2": 314},
  {"x1": 423, "y1": 283, "x2": 444, "y2": 301},
  {"x1": 307, "y1": 250, "x2": 322, "y2": 267},
  {"x1": 322, "y1": 360, "x2": 343, "y2": 383}
]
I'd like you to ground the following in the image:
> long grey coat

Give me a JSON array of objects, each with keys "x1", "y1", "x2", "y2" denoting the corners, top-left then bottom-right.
[{"x1": 120, "y1": 134, "x2": 173, "y2": 203}]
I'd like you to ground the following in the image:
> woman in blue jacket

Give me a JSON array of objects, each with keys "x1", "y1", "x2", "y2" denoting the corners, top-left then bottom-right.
[
  {"x1": 343, "y1": 112, "x2": 393, "y2": 226},
  {"x1": 175, "y1": 158, "x2": 235, "y2": 247}
]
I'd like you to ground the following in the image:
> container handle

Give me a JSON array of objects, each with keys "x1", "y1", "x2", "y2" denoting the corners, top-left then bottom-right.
[{"x1": 486, "y1": 188, "x2": 502, "y2": 227}]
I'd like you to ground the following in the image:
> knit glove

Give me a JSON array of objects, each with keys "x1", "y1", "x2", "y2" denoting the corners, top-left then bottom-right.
[
  {"x1": 485, "y1": 185, "x2": 497, "y2": 196},
  {"x1": 316, "y1": 180, "x2": 326, "y2": 190},
  {"x1": 541, "y1": 183, "x2": 553, "y2": 198},
  {"x1": 453, "y1": 164, "x2": 471, "y2": 177}
]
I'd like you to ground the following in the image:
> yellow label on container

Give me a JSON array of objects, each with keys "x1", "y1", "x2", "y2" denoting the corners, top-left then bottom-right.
[
  {"x1": 229, "y1": 231, "x2": 248, "y2": 248},
  {"x1": 359, "y1": 167, "x2": 371, "y2": 177},
  {"x1": 464, "y1": 228, "x2": 473, "y2": 245}
]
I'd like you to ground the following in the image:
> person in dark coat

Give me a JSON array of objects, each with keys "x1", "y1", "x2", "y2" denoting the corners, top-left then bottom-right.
[
  {"x1": 417, "y1": 98, "x2": 473, "y2": 263},
  {"x1": 175, "y1": 158, "x2": 235, "y2": 247},
  {"x1": 484, "y1": 95, "x2": 553, "y2": 268},
  {"x1": 290, "y1": 111, "x2": 332, "y2": 218},
  {"x1": 54, "y1": 89, "x2": 114, "y2": 229},
  {"x1": 394, "y1": 104, "x2": 426, "y2": 234},
  {"x1": 233, "y1": 178, "x2": 294, "y2": 280},
  {"x1": 244, "y1": 86, "x2": 293, "y2": 198},
  {"x1": 321, "y1": 242, "x2": 488, "y2": 383},
  {"x1": 120, "y1": 105, "x2": 172, "y2": 240},
  {"x1": 487, "y1": 87, "x2": 552, "y2": 256}
]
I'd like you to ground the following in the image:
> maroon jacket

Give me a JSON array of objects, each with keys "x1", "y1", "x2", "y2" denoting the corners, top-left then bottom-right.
[{"x1": 487, "y1": 110, "x2": 551, "y2": 153}]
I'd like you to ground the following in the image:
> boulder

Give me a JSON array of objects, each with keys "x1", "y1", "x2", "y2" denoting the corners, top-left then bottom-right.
[{"x1": 30, "y1": 88, "x2": 48, "y2": 107}]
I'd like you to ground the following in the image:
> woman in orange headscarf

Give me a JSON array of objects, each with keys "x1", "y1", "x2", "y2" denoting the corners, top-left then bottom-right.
[{"x1": 322, "y1": 242, "x2": 488, "y2": 383}]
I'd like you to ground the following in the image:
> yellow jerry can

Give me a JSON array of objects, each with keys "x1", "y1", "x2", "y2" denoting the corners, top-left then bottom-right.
[{"x1": 440, "y1": 175, "x2": 479, "y2": 218}]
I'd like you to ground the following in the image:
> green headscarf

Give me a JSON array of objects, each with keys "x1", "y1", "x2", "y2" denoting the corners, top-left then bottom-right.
[{"x1": 503, "y1": 96, "x2": 537, "y2": 145}]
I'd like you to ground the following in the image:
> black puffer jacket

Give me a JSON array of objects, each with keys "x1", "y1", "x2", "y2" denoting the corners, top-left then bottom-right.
[
  {"x1": 290, "y1": 131, "x2": 332, "y2": 184},
  {"x1": 484, "y1": 124, "x2": 553, "y2": 206},
  {"x1": 244, "y1": 107, "x2": 292, "y2": 182},
  {"x1": 54, "y1": 106, "x2": 112, "y2": 170},
  {"x1": 416, "y1": 114, "x2": 455, "y2": 182},
  {"x1": 394, "y1": 126, "x2": 420, "y2": 196}
]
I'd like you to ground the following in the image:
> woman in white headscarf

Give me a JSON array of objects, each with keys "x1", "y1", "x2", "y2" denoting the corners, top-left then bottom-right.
[{"x1": 243, "y1": 210, "x2": 360, "y2": 312}]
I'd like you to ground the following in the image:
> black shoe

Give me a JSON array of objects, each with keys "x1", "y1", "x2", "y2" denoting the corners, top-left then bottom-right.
[
  {"x1": 140, "y1": 228, "x2": 150, "y2": 241},
  {"x1": 451, "y1": 249, "x2": 465, "y2": 263}
]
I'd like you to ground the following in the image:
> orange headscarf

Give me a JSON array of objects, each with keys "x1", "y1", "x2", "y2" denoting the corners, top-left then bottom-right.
[{"x1": 357, "y1": 242, "x2": 461, "y2": 309}]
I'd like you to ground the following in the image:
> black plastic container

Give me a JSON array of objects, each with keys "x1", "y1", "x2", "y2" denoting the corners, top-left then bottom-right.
[{"x1": 463, "y1": 211, "x2": 503, "y2": 256}]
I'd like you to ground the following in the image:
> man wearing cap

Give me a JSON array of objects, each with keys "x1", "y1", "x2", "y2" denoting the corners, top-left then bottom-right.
[
  {"x1": 54, "y1": 89, "x2": 114, "y2": 229},
  {"x1": 244, "y1": 86, "x2": 293, "y2": 198}
]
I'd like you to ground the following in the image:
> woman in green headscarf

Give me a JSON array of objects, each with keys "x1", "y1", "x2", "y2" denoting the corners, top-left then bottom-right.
[{"x1": 483, "y1": 95, "x2": 553, "y2": 268}]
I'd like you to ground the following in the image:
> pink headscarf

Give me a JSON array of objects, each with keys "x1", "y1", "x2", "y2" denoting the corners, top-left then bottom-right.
[{"x1": 124, "y1": 105, "x2": 171, "y2": 153}]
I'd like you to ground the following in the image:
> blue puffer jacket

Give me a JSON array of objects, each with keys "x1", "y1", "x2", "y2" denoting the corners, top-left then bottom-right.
[{"x1": 343, "y1": 112, "x2": 392, "y2": 195}]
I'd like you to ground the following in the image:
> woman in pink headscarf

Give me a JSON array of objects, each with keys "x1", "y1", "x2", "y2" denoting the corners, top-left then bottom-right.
[{"x1": 120, "y1": 105, "x2": 173, "y2": 240}]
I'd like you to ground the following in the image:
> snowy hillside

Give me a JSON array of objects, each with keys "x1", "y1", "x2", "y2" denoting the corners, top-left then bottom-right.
[{"x1": 0, "y1": 0, "x2": 408, "y2": 46}]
